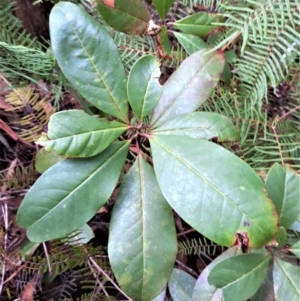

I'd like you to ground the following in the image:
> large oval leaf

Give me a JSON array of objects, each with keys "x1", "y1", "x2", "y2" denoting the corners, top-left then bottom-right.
[
  {"x1": 127, "y1": 55, "x2": 162, "y2": 120},
  {"x1": 150, "y1": 48, "x2": 225, "y2": 128},
  {"x1": 108, "y1": 155, "x2": 177, "y2": 301},
  {"x1": 266, "y1": 163, "x2": 300, "y2": 228},
  {"x1": 40, "y1": 110, "x2": 127, "y2": 158},
  {"x1": 168, "y1": 268, "x2": 196, "y2": 301},
  {"x1": 153, "y1": 112, "x2": 240, "y2": 142},
  {"x1": 17, "y1": 141, "x2": 129, "y2": 242},
  {"x1": 50, "y1": 2, "x2": 128, "y2": 122},
  {"x1": 192, "y1": 246, "x2": 242, "y2": 301},
  {"x1": 273, "y1": 258, "x2": 300, "y2": 301},
  {"x1": 98, "y1": 0, "x2": 150, "y2": 35},
  {"x1": 208, "y1": 253, "x2": 271, "y2": 301},
  {"x1": 150, "y1": 134, "x2": 278, "y2": 247}
]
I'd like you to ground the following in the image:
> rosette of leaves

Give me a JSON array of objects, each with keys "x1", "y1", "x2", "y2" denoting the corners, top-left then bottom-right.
[{"x1": 16, "y1": 2, "x2": 282, "y2": 301}]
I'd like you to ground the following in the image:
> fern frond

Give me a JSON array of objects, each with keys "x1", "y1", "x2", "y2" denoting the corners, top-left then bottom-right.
[
  {"x1": 111, "y1": 32, "x2": 158, "y2": 72},
  {"x1": 212, "y1": 0, "x2": 299, "y2": 106},
  {"x1": 202, "y1": 83, "x2": 300, "y2": 171},
  {"x1": 178, "y1": 236, "x2": 225, "y2": 257},
  {"x1": 0, "y1": 164, "x2": 38, "y2": 190},
  {"x1": 0, "y1": 42, "x2": 54, "y2": 82},
  {"x1": 5, "y1": 85, "x2": 55, "y2": 143},
  {"x1": 0, "y1": 0, "x2": 40, "y2": 47}
]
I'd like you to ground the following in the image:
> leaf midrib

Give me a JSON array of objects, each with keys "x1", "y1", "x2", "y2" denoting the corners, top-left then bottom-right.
[
  {"x1": 60, "y1": 7, "x2": 127, "y2": 122},
  {"x1": 153, "y1": 136, "x2": 270, "y2": 236},
  {"x1": 152, "y1": 52, "x2": 215, "y2": 127},
  {"x1": 28, "y1": 143, "x2": 127, "y2": 229}
]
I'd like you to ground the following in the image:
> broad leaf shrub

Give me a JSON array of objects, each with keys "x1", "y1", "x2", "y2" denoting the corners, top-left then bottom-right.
[{"x1": 17, "y1": 2, "x2": 300, "y2": 301}]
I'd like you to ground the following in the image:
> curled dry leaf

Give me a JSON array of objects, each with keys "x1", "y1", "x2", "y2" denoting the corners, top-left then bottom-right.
[{"x1": 20, "y1": 281, "x2": 35, "y2": 301}]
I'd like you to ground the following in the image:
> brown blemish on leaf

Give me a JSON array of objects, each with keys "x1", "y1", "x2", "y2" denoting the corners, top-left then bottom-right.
[
  {"x1": 102, "y1": 0, "x2": 115, "y2": 7},
  {"x1": 243, "y1": 221, "x2": 250, "y2": 227},
  {"x1": 234, "y1": 232, "x2": 250, "y2": 252}
]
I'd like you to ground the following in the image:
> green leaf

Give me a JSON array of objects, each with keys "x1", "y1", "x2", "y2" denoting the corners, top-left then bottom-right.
[
  {"x1": 152, "y1": 0, "x2": 174, "y2": 19},
  {"x1": 127, "y1": 55, "x2": 162, "y2": 120},
  {"x1": 153, "y1": 112, "x2": 240, "y2": 142},
  {"x1": 40, "y1": 110, "x2": 127, "y2": 158},
  {"x1": 266, "y1": 163, "x2": 300, "y2": 228},
  {"x1": 108, "y1": 155, "x2": 177, "y2": 301},
  {"x1": 174, "y1": 12, "x2": 222, "y2": 38},
  {"x1": 289, "y1": 240, "x2": 300, "y2": 258},
  {"x1": 98, "y1": 0, "x2": 150, "y2": 35},
  {"x1": 174, "y1": 32, "x2": 207, "y2": 55},
  {"x1": 273, "y1": 258, "x2": 300, "y2": 301},
  {"x1": 50, "y1": 2, "x2": 128, "y2": 122},
  {"x1": 192, "y1": 246, "x2": 242, "y2": 301},
  {"x1": 250, "y1": 264, "x2": 275, "y2": 301},
  {"x1": 151, "y1": 48, "x2": 225, "y2": 128},
  {"x1": 208, "y1": 253, "x2": 271, "y2": 301},
  {"x1": 158, "y1": 25, "x2": 171, "y2": 54},
  {"x1": 168, "y1": 268, "x2": 196, "y2": 301},
  {"x1": 35, "y1": 148, "x2": 63, "y2": 173},
  {"x1": 17, "y1": 141, "x2": 129, "y2": 242},
  {"x1": 150, "y1": 135, "x2": 278, "y2": 247},
  {"x1": 275, "y1": 226, "x2": 287, "y2": 248}
]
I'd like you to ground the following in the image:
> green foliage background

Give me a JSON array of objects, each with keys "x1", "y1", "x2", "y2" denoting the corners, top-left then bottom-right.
[{"x1": 0, "y1": 0, "x2": 299, "y2": 300}]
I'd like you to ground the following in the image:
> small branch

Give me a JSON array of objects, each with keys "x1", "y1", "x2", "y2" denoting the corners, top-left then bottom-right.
[
  {"x1": 87, "y1": 259, "x2": 109, "y2": 297},
  {"x1": 175, "y1": 260, "x2": 198, "y2": 278},
  {"x1": 43, "y1": 242, "x2": 52, "y2": 275},
  {"x1": 88, "y1": 257, "x2": 133, "y2": 301}
]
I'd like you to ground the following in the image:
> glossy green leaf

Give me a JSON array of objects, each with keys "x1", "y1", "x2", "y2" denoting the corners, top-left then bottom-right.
[
  {"x1": 208, "y1": 253, "x2": 271, "y2": 301},
  {"x1": 127, "y1": 56, "x2": 162, "y2": 120},
  {"x1": 35, "y1": 148, "x2": 63, "y2": 173},
  {"x1": 273, "y1": 258, "x2": 300, "y2": 301},
  {"x1": 192, "y1": 246, "x2": 242, "y2": 301},
  {"x1": 108, "y1": 155, "x2": 177, "y2": 301},
  {"x1": 152, "y1": 0, "x2": 174, "y2": 19},
  {"x1": 289, "y1": 240, "x2": 300, "y2": 258},
  {"x1": 174, "y1": 32, "x2": 207, "y2": 55},
  {"x1": 98, "y1": 0, "x2": 150, "y2": 35},
  {"x1": 153, "y1": 112, "x2": 240, "y2": 142},
  {"x1": 250, "y1": 263, "x2": 275, "y2": 301},
  {"x1": 40, "y1": 110, "x2": 127, "y2": 158},
  {"x1": 158, "y1": 25, "x2": 171, "y2": 54},
  {"x1": 19, "y1": 240, "x2": 40, "y2": 257},
  {"x1": 151, "y1": 48, "x2": 225, "y2": 128},
  {"x1": 50, "y1": 2, "x2": 128, "y2": 122},
  {"x1": 174, "y1": 12, "x2": 222, "y2": 38},
  {"x1": 168, "y1": 268, "x2": 196, "y2": 301},
  {"x1": 150, "y1": 135, "x2": 278, "y2": 247},
  {"x1": 17, "y1": 141, "x2": 129, "y2": 242},
  {"x1": 275, "y1": 226, "x2": 287, "y2": 248},
  {"x1": 266, "y1": 163, "x2": 300, "y2": 228}
]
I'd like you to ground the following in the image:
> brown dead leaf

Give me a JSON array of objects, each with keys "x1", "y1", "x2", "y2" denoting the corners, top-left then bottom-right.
[
  {"x1": 0, "y1": 98, "x2": 13, "y2": 110},
  {"x1": 0, "y1": 119, "x2": 32, "y2": 146},
  {"x1": 20, "y1": 281, "x2": 35, "y2": 301},
  {"x1": 102, "y1": 0, "x2": 115, "y2": 7}
]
